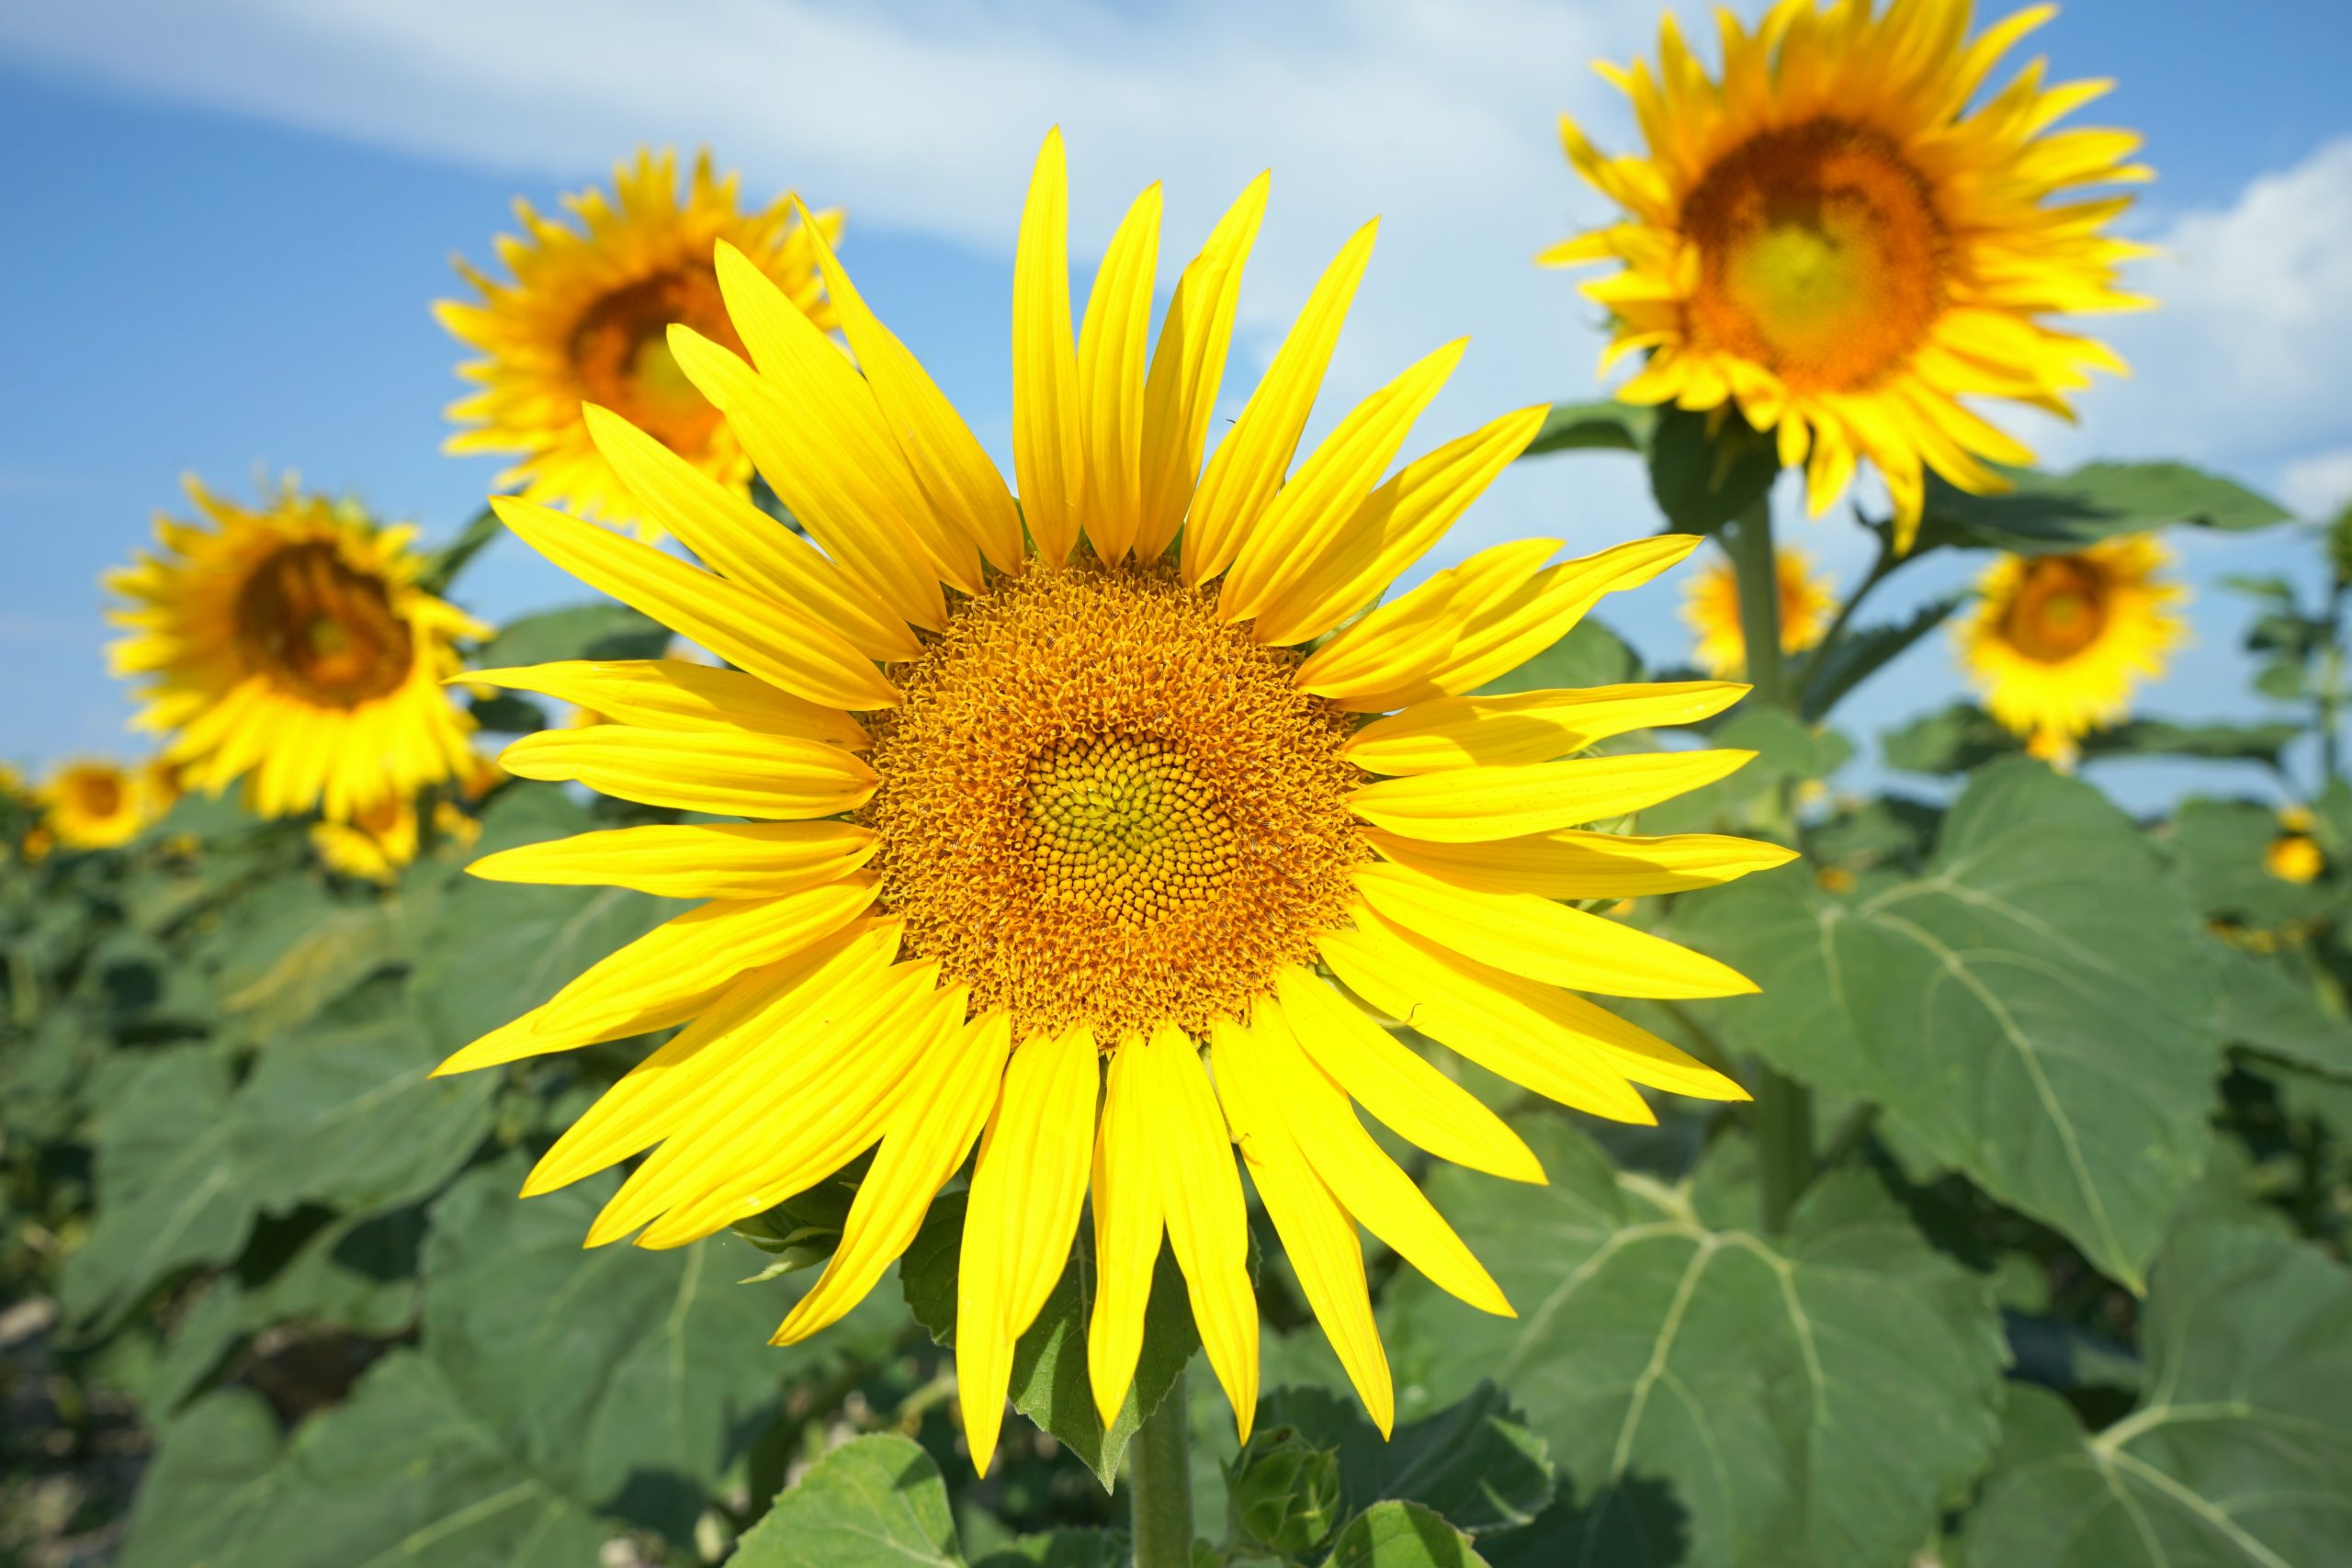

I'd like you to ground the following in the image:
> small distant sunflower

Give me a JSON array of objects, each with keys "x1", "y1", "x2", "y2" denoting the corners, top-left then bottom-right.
[
  {"x1": 1959, "y1": 536, "x2": 2182, "y2": 759},
  {"x1": 311, "y1": 794, "x2": 420, "y2": 884},
  {"x1": 107, "y1": 478, "x2": 487, "y2": 822},
  {"x1": 1544, "y1": 0, "x2": 2150, "y2": 550},
  {"x1": 432, "y1": 133, "x2": 1792, "y2": 1468},
  {"x1": 1681, "y1": 543, "x2": 1837, "y2": 676},
  {"x1": 438, "y1": 149, "x2": 842, "y2": 536},
  {"x1": 40, "y1": 760, "x2": 156, "y2": 851},
  {"x1": 2267, "y1": 806, "x2": 2324, "y2": 885}
]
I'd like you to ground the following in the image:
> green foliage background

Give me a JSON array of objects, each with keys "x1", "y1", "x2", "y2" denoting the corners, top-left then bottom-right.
[{"x1": 6, "y1": 435, "x2": 2352, "y2": 1568}]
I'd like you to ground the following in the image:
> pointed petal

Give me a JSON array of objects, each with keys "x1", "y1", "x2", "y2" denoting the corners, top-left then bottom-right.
[
  {"x1": 1344, "y1": 682, "x2": 1747, "y2": 773},
  {"x1": 1077, "y1": 183, "x2": 1163, "y2": 564},
  {"x1": 1013, "y1": 130, "x2": 1084, "y2": 564},
  {"x1": 499, "y1": 725, "x2": 876, "y2": 819},
  {"x1": 1349, "y1": 749, "x2": 1754, "y2": 842},
  {"x1": 1364, "y1": 826, "x2": 1798, "y2": 899},
  {"x1": 1137, "y1": 1023, "x2": 1258, "y2": 1440},
  {"x1": 1087, "y1": 1036, "x2": 1164, "y2": 1426},
  {"x1": 465, "y1": 660, "x2": 870, "y2": 750},
  {"x1": 467, "y1": 820, "x2": 877, "y2": 901}
]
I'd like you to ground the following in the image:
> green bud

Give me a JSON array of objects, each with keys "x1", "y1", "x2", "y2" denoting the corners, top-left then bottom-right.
[{"x1": 1228, "y1": 1427, "x2": 1342, "y2": 1557}]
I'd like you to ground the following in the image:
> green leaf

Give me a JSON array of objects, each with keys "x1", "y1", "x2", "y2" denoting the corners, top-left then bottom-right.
[
  {"x1": 1913, "y1": 460, "x2": 2290, "y2": 555},
  {"x1": 1472, "y1": 616, "x2": 1642, "y2": 695},
  {"x1": 1679, "y1": 761, "x2": 2224, "y2": 1287},
  {"x1": 1256, "y1": 1382, "x2": 1553, "y2": 1537},
  {"x1": 2214, "y1": 942, "x2": 2352, "y2": 1079},
  {"x1": 1881, "y1": 702, "x2": 2020, "y2": 775},
  {"x1": 732, "y1": 1433, "x2": 963, "y2": 1568},
  {"x1": 1645, "y1": 408, "x2": 1779, "y2": 535},
  {"x1": 119, "y1": 1354, "x2": 610, "y2": 1568},
  {"x1": 901, "y1": 1190, "x2": 1204, "y2": 1489},
  {"x1": 1637, "y1": 705, "x2": 1851, "y2": 834},
  {"x1": 1795, "y1": 592, "x2": 1964, "y2": 721},
  {"x1": 1383, "y1": 1118, "x2": 2007, "y2": 1568},
  {"x1": 467, "y1": 691, "x2": 549, "y2": 733},
  {"x1": 1959, "y1": 1223, "x2": 2352, "y2": 1568},
  {"x1": 1517, "y1": 400, "x2": 1652, "y2": 460},
  {"x1": 972, "y1": 1531, "x2": 1127, "y2": 1568},
  {"x1": 423, "y1": 1156, "x2": 808, "y2": 1543},
  {"x1": 476, "y1": 602, "x2": 673, "y2": 667},
  {"x1": 1322, "y1": 1501, "x2": 1491, "y2": 1568},
  {"x1": 2080, "y1": 718, "x2": 2302, "y2": 768},
  {"x1": 418, "y1": 504, "x2": 502, "y2": 595},
  {"x1": 2170, "y1": 798, "x2": 2340, "y2": 929},
  {"x1": 204, "y1": 876, "x2": 400, "y2": 1037}
]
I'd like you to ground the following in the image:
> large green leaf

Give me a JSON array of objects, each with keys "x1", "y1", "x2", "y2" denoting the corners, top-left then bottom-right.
[
  {"x1": 731, "y1": 1433, "x2": 963, "y2": 1568},
  {"x1": 475, "y1": 601, "x2": 673, "y2": 667},
  {"x1": 2170, "y1": 798, "x2": 2342, "y2": 930},
  {"x1": 2213, "y1": 943, "x2": 2352, "y2": 1079},
  {"x1": 1384, "y1": 1117, "x2": 2007, "y2": 1568},
  {"x1": 1959, "y1": 1222, "x2": 2352, "y2": 1567},
  {"x1": 1518, "y1": 400, "x2": 1652, "y2": 460},
  {"x1": 1324, "y1": 1501, "x2": 1491, "y2": 1568},
  {"x1": 901, "y1": 1190, "x2": 1204, "y2": 1489},
  {"x1": 971, "y1": 1531, "x2": 1125, "y2": 1567},
  {"x1": 423, "y1": 1156, "x2": 810, "y2": 1543},
  {"x1": 1679, "y1": 761, "x2": 2224, "y2": 1287},
  {"x1": 1913, "y1": 461, "x2": 2290, "y2": 555},
  {"x1": 1646, "y1": 408, "x2": 1779, "y2": 535},
  {"x1": 1257, "y1": 1383, "x2": 1553, "y2": 1537},
  {"x1": 119, "y1": 1355, "x2": 610, "y2": 1568}
]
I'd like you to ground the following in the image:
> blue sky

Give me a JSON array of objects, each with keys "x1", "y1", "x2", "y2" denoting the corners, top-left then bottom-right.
[{"x1": 5, "y1": 0, "x2": 2349, "y2": 809}]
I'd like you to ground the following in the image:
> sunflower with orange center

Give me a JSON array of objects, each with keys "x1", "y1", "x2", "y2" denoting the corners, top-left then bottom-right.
[
  {"x1": 438, "y1": 149, "x2": 842, "y2": 538},
  {"x1": 1959, "y1": 535, "x2": 2182, "y2": 760},
  {"x1": 435, "y1": 132, "x2": 1793, "y2": 1469},
  {"x1": 1544, "y1": 0, "x2": 2150, "y2": 550},
  {"x1": 107, "y1": 479, "x2": 487, "y2": 824},
  {"x1": 38, "y1": 760, "x2": 161, "y2": 851},
  {"x1": 1681, "y1": 541, "x2": 1838, "y2": 677}
]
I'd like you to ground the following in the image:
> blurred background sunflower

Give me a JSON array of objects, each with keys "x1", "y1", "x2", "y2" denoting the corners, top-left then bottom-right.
[{"x1": 1959, "y1": 534, "x2": 2185, "y2": 759}]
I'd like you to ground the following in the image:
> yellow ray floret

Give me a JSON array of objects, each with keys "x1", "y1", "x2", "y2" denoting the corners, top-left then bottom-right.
[
  {"x1": 38, "y1": 760, "x2": 164, "y2": 851},
  {"x1": 1958, "y1": 534, "x2": 2183, "y2": 761},
  {"x1": 106, "y1": 477, "x2": 484, "y2": 824},
  {"x1": 431, "y1": 132, "x2": 1784, "y2": 1463},
  {"x1": 438, "y1": 147, "x2": 842, "y2": 540},
  {"x1": 1544, "y1": 0, "x2": 2151, "y2": 549}
]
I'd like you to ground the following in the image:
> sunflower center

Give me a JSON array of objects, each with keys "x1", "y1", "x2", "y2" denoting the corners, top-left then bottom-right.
[
  {"x1": 72, "y1": 772, "x2": 123, "y2": 818},
  {"x1": 569, "y1": 265, "x2": 738, "y2": 455},
  {"x1": 2001, "y1": 557, "x2": 2111, "y2": 662},
  {"x1": 860, "y1": 561, "x2": 1366, "y2": 1040},
  {"x1": 235, "y1": 542, "x2": 415, "y2": 706},
  {"x1": 1682, "y1": 118, "x2": 1947, "y2": 392}
]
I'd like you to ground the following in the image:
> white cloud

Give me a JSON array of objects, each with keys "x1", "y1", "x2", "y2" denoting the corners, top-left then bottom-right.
[{"x1": 2279, "y1": 448, "x2": 2352, "y2": 522}]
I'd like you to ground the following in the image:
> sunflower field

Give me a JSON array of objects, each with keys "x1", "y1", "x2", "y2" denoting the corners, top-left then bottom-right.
[{"x1": 6, "y1": 3, "x2": 2352, "y2": 1566}]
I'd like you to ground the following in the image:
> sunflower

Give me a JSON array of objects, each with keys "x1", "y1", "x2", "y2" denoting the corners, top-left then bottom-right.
[
  {"x1": 40, "y1": 760, "x2": 157, "y2": 851},
  {"x1": 2267, "y1": 806, "x2": 2324, "y2": 885},
  {"x1": 438, "y1": 149, "x2": 842, "y2": 538},
  {"x1": 1544, "y1": 0, "x2": 2150, "y2": 551},
  {"x1": 1681, "y1": 541, "x2": 1837, "y2": 676},
  {"x1": 311, "y1": 793, "x2": 420, "y2": 884},
  {"x1": 107, "y1": 478, "x2": 487, "y2": 823},
  {"x1": 1959, "y1": 535, "x2": 2182, "y2": 759},
  {"x1": 435, "y1": 132, "x2": 1792, "y2": 1468}
]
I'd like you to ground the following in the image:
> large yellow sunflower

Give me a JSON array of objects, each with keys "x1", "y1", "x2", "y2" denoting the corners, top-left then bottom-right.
[
  {"x1": 1959, "y1": 534, "x2": 2182, "y2": 759},
  {"x1": 107, "y1": 479, "x2": 487, "y2": 822},
  {"x1": 1681, "y1": 541, "x2": 1837, "y2": 676},
  {"x1": 40, "y1": 760, "x2": 159, "y2": 851},
  {"x1": 438, "y1": 149, "x2": 843, "y2": 536},
  {"x1": 435, "y1": 132, "x2": 1793, "y2": 1469},
  {"x1": 1544, "y1": 0, "x2": 2150, "y2": 550}
]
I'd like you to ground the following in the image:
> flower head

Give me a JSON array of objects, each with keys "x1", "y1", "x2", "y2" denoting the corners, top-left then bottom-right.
[
  {"x1": 438, "y1": 149, "x2": 842, "y2": 539},
  {"x1": 1545, "y1": 0, "x2": 2150, "y2": 550},
  {"x1": 107, "y1": 478, "x2": 487, "y2": 823},
  {"x1": 1681, "y1": 542, "x2": 1837, "y2": 677},
  {"x1": 40, "y1": 760, "x2": 159, "y2": 851},
  {"x1": 437, "y1": 133, "x2": 1791, "y2": 1467},
  {"x1": 1960, "y1": 535, "x2": 2182, "y2": 760}
]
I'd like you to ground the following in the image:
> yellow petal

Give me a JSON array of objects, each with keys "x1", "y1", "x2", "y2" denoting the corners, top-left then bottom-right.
[
  {"x1": 432, "y1": 989, "x2": 707, "y2": 1078},
  {"x1": 467, "y1": 821, "x2": 878, "y2": 901},
  {"x1": 1345, "y1": 682, "x2": 1747, "y2": 773},
  {"x1": 667, "y1": 327, "x2": 948, "y2": 629},
  {"x1": 1246, "y1": 405, "x2": 1548, "y2": 649},
  {"x1": 1182, "y1": 220, "x2": 1378, "y2": 585},
  {"x1": 1013, "y1": 130, "x2": 1084, "y2": 565},
  {"x1": 464, "y1": 660, "x2": 870, "y2": 750},
  {"x1": 1365, "y1": 826, "x2": 1799, "y2": 898},
  {"x1": 1077, "y1": 183, "x2": 1163, "y2": 565},
  {"x1": 1135, "y1": 173, "x2": 1269, "y2": 560},
  {"x1": 959, "y1": 1024, "x2": 1100, "y2": 1475},
  {"x1": 711, "y1": 243, "x2": 984, "y2": 594},
  {"x1": 533, "y1": 879, "x2": 879, "y2": 1042},
  {"x1": 1354, "y1": 862, "x2": 1757, "y2": 999},
  {"x1": 491, "y1": 496, "x2": 899, "y2": 711},
  {"x1": 1290, "y1": 536, "x2": 1559, "y2": 703},
  {"x1": 1088, "y1": 1035, "x2": 1164, "y2": 1426},
  {"x1": 1221, "y1": 338, "x2": 1467, "y2": 628},
  {"x1": 582, "y1": 403, "x2": 920, "y2": 662},
  {"x1": 499, "y1": 726, "x2": 876, "y2": 819},
  {"x1": 1246, "y1": 998, "x2": 1510, "y2": 1318},
  {"x1": 793, "y1": 202, "x2": 1025, "y2": 575},
  {"x1": 774, "y1": 1010, "x2": 1012, "y2": 1345},
  {"x1": 1348, "y1": 749, "x2": 1754, "y2": 842},
  {"x1": 1210, "y1": 1012, "x2": 1392, "y2": 1436},
  {"x1": 1137, "y1": 1022, "x2": 1258, "y2": 1441},
  {"x1": 1272, "y1": 966, "x2": 1543, "y2": 1183}
]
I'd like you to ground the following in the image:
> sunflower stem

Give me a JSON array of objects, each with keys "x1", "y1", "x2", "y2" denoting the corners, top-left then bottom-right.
[
  {"x1": 1129, "y1": 1369, "x2": 1194, "y2": 1568},
  {"x1": 1725, "y1": 492, "x2": 1815, "y2": 1233}
]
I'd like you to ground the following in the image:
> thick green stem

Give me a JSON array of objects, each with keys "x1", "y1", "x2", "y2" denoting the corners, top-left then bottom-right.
[
  {"x1": 1725, "y1": 495, "x2": 1814, "y2": 1232},
  {"x1": 1129, "y1": 1369, "x2": 1193, "y2": 1568}
]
